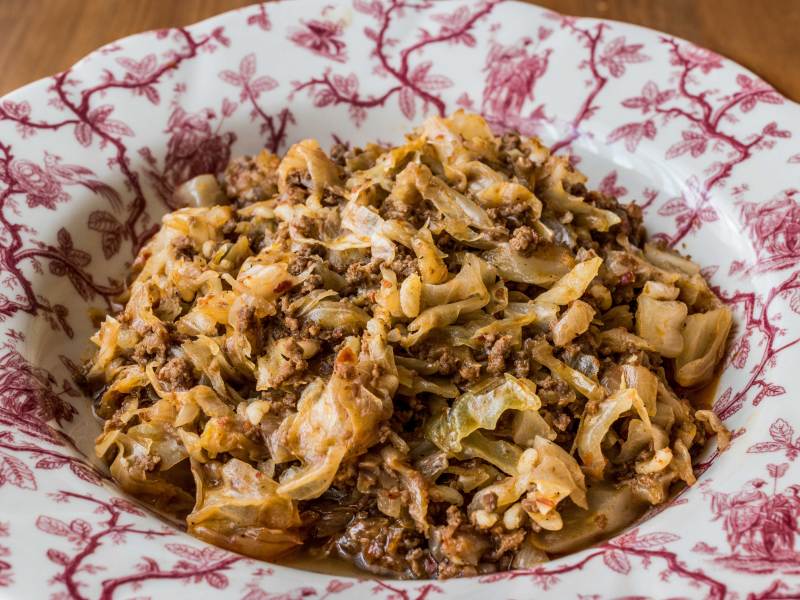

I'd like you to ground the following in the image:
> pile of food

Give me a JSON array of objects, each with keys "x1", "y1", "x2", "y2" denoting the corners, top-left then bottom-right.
[{"x1": 85, "y1": 111, "x2": 732, "y2": 578}]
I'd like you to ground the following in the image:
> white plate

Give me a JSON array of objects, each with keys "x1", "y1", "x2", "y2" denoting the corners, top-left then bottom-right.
[{"x1": 1, "y1": 1, "x2": 799, "y2": 597}]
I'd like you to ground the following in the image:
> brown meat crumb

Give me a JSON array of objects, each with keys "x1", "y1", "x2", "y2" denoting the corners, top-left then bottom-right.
[
  {"x1": 509, "y1": 226, "x2": 539, "y2": 256},
  {"x1": 486, "y1": 335, "x2": 514, "y2": 375},
  {"x1": 157, "y1": 357, "x2": 195, "y2": 391},
  {"x1": 271, "y1": 339, "x2": 308, "y2": 386}
]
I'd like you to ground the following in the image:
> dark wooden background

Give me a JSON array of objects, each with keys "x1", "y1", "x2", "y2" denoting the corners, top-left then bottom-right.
[{"x1": 1, "y1": 1, "x2": 798, "y2": 101}]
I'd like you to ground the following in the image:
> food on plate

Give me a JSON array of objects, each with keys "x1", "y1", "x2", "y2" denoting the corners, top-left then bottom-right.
[{"x1": 84, "y1": 111, "x2": 731, "y2": 578}]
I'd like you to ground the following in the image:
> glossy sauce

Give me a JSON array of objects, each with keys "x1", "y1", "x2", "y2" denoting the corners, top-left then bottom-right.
[
  {"x1": 685, "y1": 372, "x2": 721, "y2": 410},
  {"x1": 278, "y1": 551, "x2": 366, "y2": 577}
]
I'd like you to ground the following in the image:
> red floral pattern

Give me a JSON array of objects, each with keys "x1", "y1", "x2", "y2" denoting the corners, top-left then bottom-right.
[
  {"x1": 289, "y1": 19, "x2": 348, "y2": 63},
  {"x1": 0, "y1": 521, "x2": 11, "y2": 587},
  {"x1": 735, "y1": 189, "x2": 800, "y2": 274},
  {"x1": 699, "y1": 462, "x2": 800, "y2": 577},
  {"x1": 748, "y1": 419, "x2": 800, "y2": 462},
  {"x1": 37, "y1": 491, "x2": 242, "y2": 600},
  {"x1": 0, "y1": 1, "x2": 798, "y2": 598}
]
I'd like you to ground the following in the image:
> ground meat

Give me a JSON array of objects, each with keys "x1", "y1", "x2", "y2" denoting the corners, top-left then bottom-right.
[
  {"x1": 171, "y1": 235, "x2": 195, "y2": 258},
  {"x1": 291, "y1": 215, "x2": 321, "y2": 240},
  {"x1": 130, "y1": 452, "x2": 160, "y2": 473},
  {"x1": 246, "y1": 228, "x2": 265, "y2": 253},
  {"x1": 258, "y1": 388, "x2": 299, "y2": 419},
  {"x1": 419, "y1": 344, "x2": 458, "y2": 376},
  {"x1": 271, "y1": 339, "x2": 309, "y2": 386},
  {"x1": 379, "y1": 195, "x2": 429, "y2": 229},
  {"x1": 487, "y1": 527, "x2": 526, "y2": 561},
  {"x1": 298, "y1": 273, "x2": 323, "y2": 295},
  {"x1": 486, "y1": 334, "x2": 514, "y2": 375},
  {"x1": 511, "y1": 348, "x2": 531, "y2": 378},
  {"x1": 279, "y1": 172, "x2": 310, "y2": 205},
  {"x1": 335, "y1": 514, "x2": 432, "y2": 578},
  {"x1": 568, "y1": 182, "x2": 588, "y2": 197},
  {"x1": 390, "y1": 394, "x2": 428, "y2": 430},
  {"x1": 157, "y1": 357, "x2": 195, "y2": 391},
  {"x1": 431, "y1": 506, "x2": 490, "y2": 576},
  {"x1": 287, "y1": 245, "x2": 322, "y2": 276},
  {"x1": 552, "y1": 412, "x2": 571, "y2": 431},
  {"x1": 223, "y1": 153, "x2": 279, "y2": 205},
  {"x1": 586, "y1": 190, "x2": 646, "y2": 246},
  {"x1": 345, "y1": 259, "x2": 382, "y2": 288},
  {"x1": 625, "y1": 202, "x2": 646, "y2": 246},
  {"x1": 509, "y1": 225, "x2": 539, "y2": 256},
  {"x1": 232, "y1": 304, "x2": 264, "y2": 355},
  {"x1": 284, "y1": 316, "x2": 300, "y2": 333},
  {"x1": 498, "y1": 132, "x2": 538, "y2": 181},
  {"x1": 611, "y1": 283, "x2": 636, "y2": 305},
  {"x1": 534, "y1": 373, "x2": 578, "y2": 408},
  {"x1": 131, "y1": 323, "x2": 168, "y2": 364},
  {"x1": 418, "y1": 344, "x2": 482, "y2": 383},
  {"x1": 329, "y1": 142, "x2": 349, "y2": 167},
  {"x1": 389, "y1": 253, "x2": 418, "y2": 279},
  {"x1": 458, "y1": 360, "x2": 482, "y2": 383}
]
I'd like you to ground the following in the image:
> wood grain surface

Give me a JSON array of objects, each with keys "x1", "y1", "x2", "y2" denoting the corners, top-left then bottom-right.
[{"x1": 1, "y1": 0, "x2": 798, "y2": 101}]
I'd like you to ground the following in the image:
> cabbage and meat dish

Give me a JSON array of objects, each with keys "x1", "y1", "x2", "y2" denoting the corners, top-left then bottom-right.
[{"x1": 85, "y1": 111, "x2": 732, "y2": 578}]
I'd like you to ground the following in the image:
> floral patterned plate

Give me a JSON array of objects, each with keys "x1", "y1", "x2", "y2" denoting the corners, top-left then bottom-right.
[{"x1": 1, "y1": 1, "x2": 799, "y2": 598}]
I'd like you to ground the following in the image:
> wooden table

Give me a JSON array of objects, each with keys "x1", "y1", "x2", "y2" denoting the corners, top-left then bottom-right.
[{"x1": 1, "y1": 0, "x2": 798, "y2": 101}]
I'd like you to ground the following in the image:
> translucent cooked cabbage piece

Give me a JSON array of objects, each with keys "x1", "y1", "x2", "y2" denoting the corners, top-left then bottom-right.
[
  {"x1": 674, "y1": 307, "x2": 733, "y2": 387},
  {"x1": 537, "y1": 156, "x2": 621, "y2": 232},
  {"x1": 529, "y1": 339, "x2": 605, "y2": 403},
  {"x1": 467, "y1": 437, "x2": 587, "y2": 531},
  {"x1": 189, "y1": 459, "x2": 302, "y2": 560},
  {"x1": 426, "y1": 374, "x2": 541, "y2": 453},
  {"x1": 483, "y1": 242, "x2": 575, "y2": 286},
  {"x1": 277, "y1": 139, "x2": 341, "y2": 203},
  {"x1": 274, "y1": 341, "x2": 392, "y2": 500},
  {"x1": 551, "y1": 299, "x2": 595, "y2": 347},
  {"x1": 472, "y1": 301, "x2": 559, "y2": 345},
  {"x1": 531, "y1": 483, "x2": 647, "y2": 554},
  {"x1": 401, "y1": 255, "x2": 492, "y2": 347},
  {"x1": 96, "y1": 423, "x2": 195, "y2": 512},
  {"x1": 85, "y1": 110, "x2": 732, "y2": 579},
  {"x1": 394, "y1": 162, "x2": 494, "y2": 241},
  {"x1": 536, "y1": 257, "x2": 602, "y2": 304},
  {"x1": 576, "y1": 388, "x2": 651, "y2": 479},
  {"x1": 635, "y1": 282, "x2": 688, "y2": 357}
]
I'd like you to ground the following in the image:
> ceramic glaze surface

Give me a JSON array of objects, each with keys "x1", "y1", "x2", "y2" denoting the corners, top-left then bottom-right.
[{"x1": 0, "y1": 2, "x2": 798, "y2": 598}]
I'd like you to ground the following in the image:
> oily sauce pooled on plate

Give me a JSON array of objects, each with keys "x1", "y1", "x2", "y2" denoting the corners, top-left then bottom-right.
[{"x1": 84, "y1": 112, "x2": 731, "y2": 579}]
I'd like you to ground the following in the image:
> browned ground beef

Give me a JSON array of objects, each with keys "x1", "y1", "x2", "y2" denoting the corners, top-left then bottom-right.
[{"x1": 85, "y1": 113, "x2": 730, "y2": 580}]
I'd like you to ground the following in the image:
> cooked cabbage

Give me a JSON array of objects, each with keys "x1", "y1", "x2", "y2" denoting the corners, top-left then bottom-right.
[
  {"x1": 536, "y1": 257, "x2": 602, "y2": 304},
  {"x1": 674, "y1": 308, "x2": 733, "y2": 387},
  {"x1": 188, "y1": 459, "x2": 302, "y2": 560},
  {"x1": 530, "y1": 339, "x2": 604, "y2": 403},
  {"x1": 426, "y1": 374, "x2": 541, "y2": 453},
  {"x1": 576, "y1": 389, "x2": 645, "y2": 479},
  {"x1": 551, "y1": 299, "x2": 595, "y2": 346},
  {"x1": 86, "y1": 110, "x2": 731, "y2": 579},
  {"x1": 635, "y1": 282, "x2": 688, "y2": 357},
  {"x1": 467, "y1": 437, "x2": 586, "y2": 532},
  {"x1": 275, "y1": 342, "x2": 392, "y2": 499},
  {"x1": 483, "y1": 243, "x2": 575, "y2": 286},
  {"x1": 412, "y1": 227, "x2": 449, "y2": 284}
]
